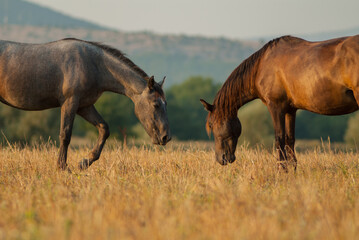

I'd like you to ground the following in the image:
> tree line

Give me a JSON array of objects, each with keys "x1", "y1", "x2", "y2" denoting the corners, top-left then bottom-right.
[{"x1": 0, "y1": 76, "x2": 359, "y2": 146}]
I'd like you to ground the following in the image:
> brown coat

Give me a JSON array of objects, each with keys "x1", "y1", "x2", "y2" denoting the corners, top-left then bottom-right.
[{"x1": 201, "y1": 35, "x2": 359, "y2": 170}]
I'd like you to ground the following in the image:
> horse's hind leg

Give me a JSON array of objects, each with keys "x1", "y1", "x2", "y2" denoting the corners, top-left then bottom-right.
[
  {"x1": 77, "y1": 105, "x2": 110, "y2": 170},
  {"x1": 58, "y1": 97, "x2": 79, "y2": 171},
  {"x1": 285, "y1": 110, "x2": 297, "y2": 171}
]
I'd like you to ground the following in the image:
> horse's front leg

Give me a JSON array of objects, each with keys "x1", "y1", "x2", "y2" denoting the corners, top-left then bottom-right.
[
  {"x1": 285, "y1": 110, "x2": 297, "y2": 171},
  {"x1": 268, "y1": 104, "x2": 287, "y2": 171},
  {"x1": 58, "y1": 97, "x2": 79, "y2": 171},
  {"x1": 77, "y1": 105, "x2": 110, "y2": 170}
]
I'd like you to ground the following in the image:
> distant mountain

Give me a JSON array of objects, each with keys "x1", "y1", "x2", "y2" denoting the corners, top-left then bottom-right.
[
  {"x1": 0, "y1": 0, "x2": 261, "y2": 86},
  {"x1": 302, "y1": 27, "x2": 359, "y2": 41},
  {"x1": 0, "y1": 25, "x2": 260, "y2": 87},
  {"x1": 0, "y1": 0, "x2": 106, "y2": 29}
]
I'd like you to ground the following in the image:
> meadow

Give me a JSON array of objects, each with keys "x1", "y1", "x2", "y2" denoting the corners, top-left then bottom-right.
[{"x1": 1, "y1": 140, "x2": 359, "y2": 240}]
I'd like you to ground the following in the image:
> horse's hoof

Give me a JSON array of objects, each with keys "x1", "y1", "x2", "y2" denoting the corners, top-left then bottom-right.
[
  {"x1": 277, "y1": 161, "x2": 289, "y2": 173},
  {"x1": 57, "y1": 166, "x2": 72, "y2": 174},
  {"x1": 79, "y1": 159, "x2": 91, "y2": 170},
  {"x1": 58, "y1": 163, "x2": 71, "y2": 172}
]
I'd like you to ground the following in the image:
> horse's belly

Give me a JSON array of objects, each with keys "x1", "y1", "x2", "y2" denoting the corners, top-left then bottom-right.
[
  {"x1": 0, "y1": 76, "x2": 61, "y2": 110},
  {"x1": 295, "y1": 90, "x2": 359, "y2": 115},
  {"x1": 0, "y1": 94, "x2": 60, "y2": 110},
  {"x1": 305, "y1": 103, "x2": 359, "y2": 115}
]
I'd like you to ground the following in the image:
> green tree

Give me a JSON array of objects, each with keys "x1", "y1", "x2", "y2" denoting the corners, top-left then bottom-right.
[
  {"x1": 237, "y1": 103, "x2": 352, "y2": 148},
  {"x1": 73, "y1": 92, "x2": 138, "y2": 139},
  {"x1": 0, "y1": 105, "x2": 60, "y2": 143},
  {"x1": 0, "y1": 92, "x2": 138, "y2": 144},
  {"x1": 166, "y1": 76, "x2": 221, "y2": 140},
  {"x1": 237, "y1": 100, "x2": 274, "y2": 147},
  {"x1": 296, "y1": 111, "x2": 351, "y2": 142},
  {"x1": 344, "y1": 111, "x2": 359, "y2": 146},
  {"x1": 237, "y1": 104, "x2": 353, "y2": 147}
]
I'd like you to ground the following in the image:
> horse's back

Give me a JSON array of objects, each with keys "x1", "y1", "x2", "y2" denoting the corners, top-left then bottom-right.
[
  {"x1": 0, "y1": 39, "x2": 104, "y2": 110},
  {"x1": 257, "y1": 35, "x2": 359, "y2": 115}
]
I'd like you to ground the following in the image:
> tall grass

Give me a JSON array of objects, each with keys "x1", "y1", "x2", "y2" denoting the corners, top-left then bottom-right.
[{"x1": 1, "y1": 141, "x2": 359, "y2": 239}]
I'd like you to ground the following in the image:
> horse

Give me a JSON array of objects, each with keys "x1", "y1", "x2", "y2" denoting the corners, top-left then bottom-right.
[
  {"x1": 0, "y1": 38, "x2": 171, "y2": 171},
  {"x1": 200, "y1": 35, "x2": 359, "y2": 171}
]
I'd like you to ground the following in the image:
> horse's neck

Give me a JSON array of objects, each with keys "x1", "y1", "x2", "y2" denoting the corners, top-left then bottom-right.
[
  {"x1": 238, "y1": 89, "x2": 257, "y2": 109},
  {"x1": 229, "y1": 79, "x2": 258, "y2": 112},
  {"x1": 213, "y1": 81, "x2": 257, "y2": 120},
  {"x1": 102, "y1": 56, "x2": 147, "y2": 99}
]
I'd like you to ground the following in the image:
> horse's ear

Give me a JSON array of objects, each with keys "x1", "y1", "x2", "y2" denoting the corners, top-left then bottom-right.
[
  {"x1": 159, "y1": 76, "x2": 166, "y2": 88},
  {"x1": 146, "y1": 76, "x2": 155, "y2": 90},
  {"x1": 200, "y1": 99, "x2": 214, "y2": 112}
]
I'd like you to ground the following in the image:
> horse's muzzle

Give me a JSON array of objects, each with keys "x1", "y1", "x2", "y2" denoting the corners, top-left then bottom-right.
[
  {"x1": 154, "y1": 134, "x2": 171, "y2": 145},
  {"x1": 216, "y1": 153, "x2": 236, "y2": 165},
  {"x1": 159, "y1": 134, "x2": 171, "y2": 145},
  {"x1": 227, "y1": 153, "x2": 236, "y2": 163}
]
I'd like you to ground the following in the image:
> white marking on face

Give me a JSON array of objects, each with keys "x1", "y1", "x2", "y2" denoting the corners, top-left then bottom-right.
[{"x1": 159, "y1": 98, "x2": 165, "y2": 106}]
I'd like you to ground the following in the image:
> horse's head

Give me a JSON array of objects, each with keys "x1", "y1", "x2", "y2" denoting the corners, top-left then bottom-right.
[
  {"x1": 200, "y1": 99, "x2": 241, "y2": 165},
  {"x1": 133, "y1": 76, "x2": 171, "y2": 145}
]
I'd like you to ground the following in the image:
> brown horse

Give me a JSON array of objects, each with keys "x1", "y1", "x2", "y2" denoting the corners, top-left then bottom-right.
[
  {"x1": 0, "y1": 38, "x2": 171, "y2": 171},
  {"x1": 200, "y1": 35, "x2": 359, "y2": 170}
]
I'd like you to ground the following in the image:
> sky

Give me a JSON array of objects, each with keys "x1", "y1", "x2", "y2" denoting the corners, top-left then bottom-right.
[{"x1": 26, "y1": 0, "x2": 359, "y2": 40}]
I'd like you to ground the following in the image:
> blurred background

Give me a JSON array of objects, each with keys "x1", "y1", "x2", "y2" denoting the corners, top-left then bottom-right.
[{"x1": 0, "y1": 0, "x2": 359, "y2": 148}]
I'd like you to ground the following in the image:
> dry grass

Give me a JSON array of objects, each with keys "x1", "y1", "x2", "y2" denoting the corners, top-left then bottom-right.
[{"x1": 1, "y1": 141, "x2": 359, "y2": 240}]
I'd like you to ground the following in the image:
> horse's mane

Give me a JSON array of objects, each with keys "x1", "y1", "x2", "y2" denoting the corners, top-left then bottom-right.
[
  {"x1": 211, "y1": 35, "x2": 297, "y2": 121},
  {"x1": 62, "y1": 38, "x2": 148, "y2": 78}
]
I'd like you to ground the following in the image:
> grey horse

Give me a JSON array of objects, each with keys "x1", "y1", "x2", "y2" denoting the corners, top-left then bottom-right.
[{"x1": 0, "y1": 38, "x2": 171, "y2": 170}]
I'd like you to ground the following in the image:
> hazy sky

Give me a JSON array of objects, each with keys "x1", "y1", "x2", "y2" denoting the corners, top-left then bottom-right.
[{"x1": 26, "y1": 0, "x2": 359, "y2": 39}]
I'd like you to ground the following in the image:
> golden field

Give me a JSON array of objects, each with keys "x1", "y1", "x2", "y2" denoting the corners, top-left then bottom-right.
[{"x1": 1, "y1": 140, "x2": 359, "y2": 240}]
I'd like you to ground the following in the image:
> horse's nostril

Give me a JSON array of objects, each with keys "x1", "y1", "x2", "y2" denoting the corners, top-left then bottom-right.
[{"x1": 161, "y1": 135, "x2": 168, "y2": 143}]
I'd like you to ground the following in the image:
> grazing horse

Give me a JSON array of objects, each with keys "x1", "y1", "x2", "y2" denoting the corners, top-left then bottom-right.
[
  {"x1": 0, "y1": 38, "x2": 171, "y2": 170},
  {"x1": 200, "y1": 35, "x2": 359, "y2": 170}
]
